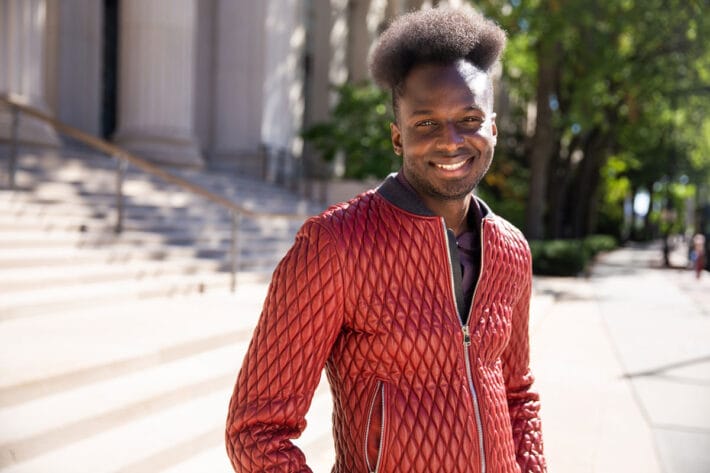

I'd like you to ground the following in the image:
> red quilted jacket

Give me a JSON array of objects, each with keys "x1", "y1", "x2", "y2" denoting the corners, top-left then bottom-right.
[{"x1": 226, "y1": 176, "x2": 545, "y2": 472}]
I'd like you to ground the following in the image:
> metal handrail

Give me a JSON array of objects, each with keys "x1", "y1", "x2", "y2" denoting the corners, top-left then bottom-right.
[{"x1": 0, "y1": 94, "x2": 309, "y2": 291}]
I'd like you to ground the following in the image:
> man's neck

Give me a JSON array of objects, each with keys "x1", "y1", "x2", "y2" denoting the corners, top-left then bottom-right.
[{"x1": 419, "y1": 194, "x2": 472, "y2": 236}]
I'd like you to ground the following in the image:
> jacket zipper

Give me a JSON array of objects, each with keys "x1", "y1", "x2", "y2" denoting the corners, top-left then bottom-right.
[
  {"x1": 364, "y1": 380, "x2": 385, "y2": 473},
  {"x1": 442, "y1": 218, "x2": 487, "y2": 473}
]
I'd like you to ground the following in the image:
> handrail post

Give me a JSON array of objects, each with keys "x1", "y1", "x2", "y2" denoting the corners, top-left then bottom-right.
[
  {"x1": 230, "y1": 210, "x2": 241, "y2": 292},
  {"x1": 8, "y1": 104, "x2": 20, "y2": 189},
  {"x1": 277, "y1": 148, "x2": 287, "y2": 185},
  {"x1": 115, "y1": 157, "x2": 127, "y2": 234},
  {"x1": 260, "y1": 143, "x2": 269, "y2": 181}
]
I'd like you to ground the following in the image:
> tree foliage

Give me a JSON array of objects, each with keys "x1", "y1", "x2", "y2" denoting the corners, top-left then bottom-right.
[
  {"x1": 475, "y1": 0, "x2": 710, "y2": 239},
  {"x1": 302, "y1": 82, "x2": 397, "y2": 180}
]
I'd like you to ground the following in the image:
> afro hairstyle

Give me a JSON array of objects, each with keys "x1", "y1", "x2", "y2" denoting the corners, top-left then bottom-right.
[{"x1": 369, "y1": 5, "x2": 506, "y2": 116}]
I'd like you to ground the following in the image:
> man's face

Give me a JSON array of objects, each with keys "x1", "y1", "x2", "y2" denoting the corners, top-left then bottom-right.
[{"x1": 391, "y1": 60, "x2": 497, "y2": 203}]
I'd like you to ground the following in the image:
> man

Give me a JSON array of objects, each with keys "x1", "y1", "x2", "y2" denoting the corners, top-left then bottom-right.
[
  {"x1": 226, "y1": 6, "x2": 545, "y2": 472},
  {"x1": 692, "y1": 233, "x2": 706, "y2": 279}
]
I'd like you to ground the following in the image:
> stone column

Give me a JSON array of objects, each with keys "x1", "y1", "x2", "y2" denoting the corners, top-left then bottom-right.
[
  {"x1": 346, "y1": 0, "x2": 372, "y2": 82},
  {"x1": 209, "y1": 0, "x2": 266, "y2": 174},
  {"x1": 302, "y1": 0, "x2": 348, "y2": 184},
  {"x1": 45, "y1": 0, "x2": 102, "y2": 136},
  {"x1": 329, "y1": 0, "x2": 349, "y2": 87},
  {"x1": 305, "y1": 0, "x2": 330, "y2": 128},
  {"x1": 404, "y1": 0, "x2": 426, "y2": 10},
  {"x1": 300, "y1": 0, "x2": 336, "y2": 192},
  {"x1": 113, "y1": 0, "x2": 202, "y2": 167},
  {"x1": 261, "y1": 0, "x2": 306, "y2": 159},
  {"x1": 385, "y1": 0, "x2": 403, "y2": 21},
  {"x1": 0, "y1": 0, "x2": 60, "y2": 145}
]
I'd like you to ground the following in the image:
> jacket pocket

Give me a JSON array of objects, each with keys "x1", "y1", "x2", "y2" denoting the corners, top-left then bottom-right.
[{"x1": 363, "y1": 379, "x2": 388, "y2": 472}]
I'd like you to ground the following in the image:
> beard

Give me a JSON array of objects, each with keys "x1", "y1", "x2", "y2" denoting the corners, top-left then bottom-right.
[
  {"x1": 409, "y1": 173, "x2": 480, "y2": 201},
  {"x1": 404, "y1": 154, "x2": 492, "y2": 202}
]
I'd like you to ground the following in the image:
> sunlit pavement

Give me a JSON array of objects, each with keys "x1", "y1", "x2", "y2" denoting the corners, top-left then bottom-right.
[
  {"x1": 1, "y1": 243, "x2": 708, "y2": 472},
  {"x1": 533, "y1": 242, "x2": 710, "y2": 473}
]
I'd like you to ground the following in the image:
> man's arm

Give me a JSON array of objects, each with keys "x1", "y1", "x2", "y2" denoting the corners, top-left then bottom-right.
[
  {"x1": 225, "y1": 219, "x2": 344, "y2": 472},
  {"x1": 501, "y1": 257, "x2": 546, "y2": 473}
]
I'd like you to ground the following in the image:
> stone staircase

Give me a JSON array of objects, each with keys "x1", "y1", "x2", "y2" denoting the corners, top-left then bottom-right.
[
  {"x1": 0, "y1": 150, "x2": 321, "y2": 319},
  {"x1": 0, "y1": 149, "x2": 336, "y2": 472}
]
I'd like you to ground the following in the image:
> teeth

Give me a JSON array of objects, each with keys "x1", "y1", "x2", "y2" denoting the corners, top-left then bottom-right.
[{"x1": 436, "y1": 160, "x2": 467, "y2": 171}]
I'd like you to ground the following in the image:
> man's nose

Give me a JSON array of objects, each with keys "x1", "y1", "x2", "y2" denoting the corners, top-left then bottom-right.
[{"x1": 438, "y1": 122, "x2": 464, "y2": 152}]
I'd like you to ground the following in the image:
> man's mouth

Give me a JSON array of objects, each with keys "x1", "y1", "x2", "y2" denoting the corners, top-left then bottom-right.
[{"x1": 434, "y1": 157, "x2": 472, "y2": 171}]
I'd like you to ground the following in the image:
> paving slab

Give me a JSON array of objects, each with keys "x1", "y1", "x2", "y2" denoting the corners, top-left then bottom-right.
[
  {"x1": 531, "y1": 276, "x2": 662, "y2": 473},
  {"x1": 589, "y1": 245, "x2": 710, "y2": 473},
  {"x1": 655, "y1": 429, "x2": 710, "y2": 473}
]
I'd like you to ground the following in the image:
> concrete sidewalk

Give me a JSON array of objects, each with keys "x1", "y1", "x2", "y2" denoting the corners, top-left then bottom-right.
[
  {"x1": 1, "y1": 243, "x2": 708, "y2": 472},
  {"x1": 532, "y1": 243, "x2": 710, "y2": 473}
]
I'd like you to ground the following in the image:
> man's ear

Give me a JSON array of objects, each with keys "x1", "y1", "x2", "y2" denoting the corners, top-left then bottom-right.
[
  {"x1": 391, "y1": 122, "x2": 403, "y2": 156},
  {"x1": 490, "y1": 113, "x2": 498, "y2": 145}
]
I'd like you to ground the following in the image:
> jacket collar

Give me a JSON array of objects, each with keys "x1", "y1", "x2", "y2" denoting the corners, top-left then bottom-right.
[{"x1": 375, "y1": 172, "x2": 494, "y2": 219}]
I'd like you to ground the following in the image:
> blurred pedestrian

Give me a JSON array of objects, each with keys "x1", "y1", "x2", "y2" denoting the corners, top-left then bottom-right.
[
  {"x1": 692, "y1": 233, "x2": 706, "y2": 279},
  {"x1": 225, "y1": 5, "x2": 545, "y2": 472}
]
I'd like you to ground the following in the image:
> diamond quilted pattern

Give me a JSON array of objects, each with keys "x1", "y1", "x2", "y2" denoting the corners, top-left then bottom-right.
[{"x1": 226, "y1": 178, "x2": 545, "y2": 472}]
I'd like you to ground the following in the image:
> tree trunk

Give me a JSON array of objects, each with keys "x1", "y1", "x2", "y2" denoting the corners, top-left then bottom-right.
[
  {"x1": 641, "y1": 181, "x2": 655, "y2": 240},
  {"x1": 524, "y1": 39, "x2": 560, "y2": 240},
  {"x1": 571, "y1": 129, "x2": 609, "y2": 238},
  {"x1": 547, "y1": 137, "x2": 576, "y2": 238}
]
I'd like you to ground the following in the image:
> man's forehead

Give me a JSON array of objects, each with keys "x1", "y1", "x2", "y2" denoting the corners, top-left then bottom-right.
[{"x1": 399, "y1": 60, "x2": 491, "y2": 108}]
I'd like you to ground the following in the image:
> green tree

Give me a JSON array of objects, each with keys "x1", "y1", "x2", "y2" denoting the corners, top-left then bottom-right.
[
  {"x1": 476, "y1": 0, "x2": 710, "y2": 240},
  {"x1": 302, "y1": 82, "x2": 397, "y2": 180}
]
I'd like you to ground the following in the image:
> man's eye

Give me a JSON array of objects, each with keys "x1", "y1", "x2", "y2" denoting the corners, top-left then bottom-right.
[
  {"x1": 461, "y1": 116, "x2": 483, "y2": 126},
  {"x1": 415, "y1": 120, "x2": 436, "y2": 127}
]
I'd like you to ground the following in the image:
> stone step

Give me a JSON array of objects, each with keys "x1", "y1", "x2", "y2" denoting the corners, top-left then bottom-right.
[
  {"x1": 0, "y1": 150, "x2": 309, "y2": 317},
  {"x1": 7, "y1": 152, "x2": 303, "y2": 192},
  {"x1": 0, "y1": 244, "x2": 218, "y2": 267},
  {"x1": 0, "y1": 206, "x2": 305, "y2": 237},
  {"x1": 0, "y1": 227, "x2": 296, "y2": 249},
  {"x1": 0, "y1": 331, "x2": 241, "y2": 471},
  {"x1": 0, "y1": 270, "x2": 276, "y2": 320},
  {"x1": 0, "y1": 198, "x2": 303, "y2": 227},
  {"x1": 4, "y1": 172, "x2": 317, "y2": 216},
  {"x1": 0, "y1": 244, "x2": 285, "y2": 286},
  {"x1": 2, "y1": 175, "x2": 304, "y2": 200},
  {"x1": 0, "y1": 258, "x2": 223, "y2": 292},
  {"x1": 0, "y1": 345, "x2": 245, "y2": 447},
  {"x1": 4, "y1": 191, "x2": 309, "y2": 218},
  {"x1": 0, "y1": 242, "x2": 288, "y2": 268},
  {"x1": 0, "y1": 286, "x2": 334, "y2": 472},
  {"x1": 0, "y1": 290, "x2": 267, "y2": 390},
  {"x1": 0, "y1": 391, "x2": 234, "y2": 473},
  {"x1": 10, "y1": 155, "x2": 306, "y2": 200},
  {"x1": 0, "y1": 385, "x2": 333, "y2": 473}
]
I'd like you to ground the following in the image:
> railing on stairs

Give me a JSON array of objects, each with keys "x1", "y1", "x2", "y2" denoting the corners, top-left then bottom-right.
[{"x1": 0, "y1": 94, "x2": 309, "y2": 291}]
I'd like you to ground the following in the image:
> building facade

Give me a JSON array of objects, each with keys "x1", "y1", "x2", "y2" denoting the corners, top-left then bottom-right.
[{"x1": 1, "y1": 0, "x2": 462, "y2": 177}]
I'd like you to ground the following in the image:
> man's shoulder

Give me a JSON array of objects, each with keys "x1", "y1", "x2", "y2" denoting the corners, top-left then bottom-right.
[
  {"x1": 311, "y1": 188, "x2": 382, "y2": 226},
  {"x1": 292, "y1": 188, "x2": 381, "y2": 240},
  {"x1": 476, "y1": 197, "x2": 530, "y2": 251},
  {"x1": 492, "y1": 215, "x2": 528, "y2": 245}
]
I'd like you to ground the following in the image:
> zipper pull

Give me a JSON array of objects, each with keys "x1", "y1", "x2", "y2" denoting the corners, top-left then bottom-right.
[{"x1": 462, "y1": 325, "x2": 471, "y2": 346}]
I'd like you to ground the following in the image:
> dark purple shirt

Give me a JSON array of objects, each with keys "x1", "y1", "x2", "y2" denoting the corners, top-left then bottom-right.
[{"x1": 456, "y1": 208, "x2": 482, "y2": 315}]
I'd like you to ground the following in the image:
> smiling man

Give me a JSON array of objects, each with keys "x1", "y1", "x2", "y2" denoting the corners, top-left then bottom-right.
[{"x1": 226, "y1": 6, "x2": 545, "y2": 473}]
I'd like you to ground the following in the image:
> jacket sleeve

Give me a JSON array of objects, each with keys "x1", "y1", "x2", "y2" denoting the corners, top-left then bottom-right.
[
  {"x1": 501, "y1": 247, "x2": 546, "y2": 473},
  {"x1": 225, "y1": 218, "x2": 344, "y2": 472}
]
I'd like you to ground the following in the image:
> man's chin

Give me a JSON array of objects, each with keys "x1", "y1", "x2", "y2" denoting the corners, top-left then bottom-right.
[{"x1": 428, "y1": 182, "x2": 478, "y2": 201}]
